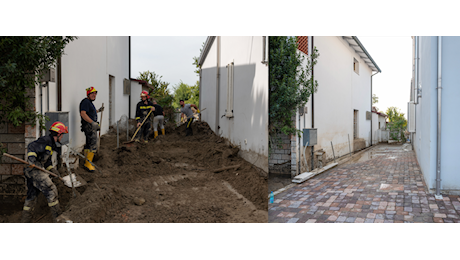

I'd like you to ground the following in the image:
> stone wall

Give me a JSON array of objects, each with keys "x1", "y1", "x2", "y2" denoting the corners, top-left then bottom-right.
[{"x1": 269, "y1": 133, "x2": 293, "y2": 176}]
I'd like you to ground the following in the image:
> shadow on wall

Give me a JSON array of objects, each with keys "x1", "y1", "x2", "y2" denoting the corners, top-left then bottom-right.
[{"x1": 201, "y1": 63, "x2": 268, "y2": 171}]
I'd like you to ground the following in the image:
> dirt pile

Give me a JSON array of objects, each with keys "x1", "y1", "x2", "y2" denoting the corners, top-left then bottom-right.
[{"x1": 2, "y1": 121, "x2": 267, "y2": 223}]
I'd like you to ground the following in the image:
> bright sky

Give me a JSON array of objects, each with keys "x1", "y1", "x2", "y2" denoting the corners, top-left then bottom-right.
[
  {"x1": 131, "y1": 36, "x2": 207, "y2": 93},
  {"x1": 357, "y1": 36, "x2": 413, "y2": 119}
]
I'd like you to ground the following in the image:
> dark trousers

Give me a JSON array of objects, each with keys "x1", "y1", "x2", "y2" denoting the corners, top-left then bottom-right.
[
  {"x1": 186, "y1": 117, "x2": 194, "y2": 136},
  {"x1": 82, "y1": 123, "x2": 98, "y2": 152}
]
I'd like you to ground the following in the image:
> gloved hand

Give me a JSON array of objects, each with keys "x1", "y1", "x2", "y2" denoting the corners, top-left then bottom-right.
[
  {"x1": 91, "y1": 121, "x2": 100, "y2": 131},
  {"x1": 50, "y1": 168, "x2": 60, "y2": 177},
  {"x1": 196, "y1": 109, "x2": 200, "y2": 114},
  {"x1": 97, "y1": 106, "x2": 105, "y2": 113}
]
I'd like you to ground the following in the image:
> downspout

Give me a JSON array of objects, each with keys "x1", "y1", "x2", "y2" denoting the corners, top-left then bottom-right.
[
  {"x1": 435, "y1": 36, "x2": 442, "y2": 198},
  {"x1": 128, "y1": 36, "x2": 131, "y2": 118},
  {"x1": 215, "y1": 36, "x2": 221, "y2": 134},
  {"x1": 371, "y1": 72, "x2": 378, "y2": 146},
  {"x1": 311, "y1": 36, "x2": 315, "y2": 171},
  {"x1": 57, "y1": 57, "x2": 62, "y2": 111}
]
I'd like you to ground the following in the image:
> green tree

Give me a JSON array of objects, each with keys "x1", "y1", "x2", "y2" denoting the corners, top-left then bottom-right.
[
  {"x1": 269, "y1": 36, "x2": 319, "y2": 150},
  {"x1": 372, "y1": 94, "x2": 378, "y2": 105},
  {"x1": 0, "y1": 36, "x2": 76, "y2": 129},
  {"x1": 172, "y1": 81, "x2": 199, "y2": 109},
  {"x1": 386, "y1": 106, "x2": 407, "y2": 142},
  {"x1": 137, "y1": 71, "x2": 175, "y2": 123},
  {"x1": 192, "y1": 41, "x2": 205, "y2": 77}
]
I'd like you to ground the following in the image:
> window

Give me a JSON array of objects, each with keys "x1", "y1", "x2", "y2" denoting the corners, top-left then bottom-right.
[{"x1": 353, "y1": 57, "x2": 359, "y2": 74}]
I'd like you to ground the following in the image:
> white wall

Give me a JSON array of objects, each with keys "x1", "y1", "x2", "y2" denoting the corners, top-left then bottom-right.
[
  {"x1": 200, "y1": 36, "x2": 268, "y2": 172},
  {"x1": 413, "y1": 36, "x2": 460, "y2": 193},
  {"x1": 37, "y1": 36, "x2": 129, "y2": 152},
  {"x1": 298, "y1": 36, "x2": 374, "y2": 164}
]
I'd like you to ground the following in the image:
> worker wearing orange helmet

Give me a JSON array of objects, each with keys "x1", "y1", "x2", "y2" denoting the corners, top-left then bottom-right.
[
  {"x1": 135, "y1": 90, "x2": 155, "y2": 143},
  {"x1": 80, "y1": 86, "x2": 104, "y2": 172},
  {"x1": 21, "y1": 121, "x2": 69, "y2": 223}
]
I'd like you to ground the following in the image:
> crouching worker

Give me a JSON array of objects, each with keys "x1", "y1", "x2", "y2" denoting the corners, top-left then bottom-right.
[
  {"x1": 80, "y1": 86, "x2": 103, "y2": 172},
  {"x1": 21, "y1": 122, "x2": 69, "y2": 223},
  {"x1": 135, "y1": 91, "x2": 155, "y2": 143},
  {"x1": 180, "y1": 100, "x2": 199, "y2": 136}
]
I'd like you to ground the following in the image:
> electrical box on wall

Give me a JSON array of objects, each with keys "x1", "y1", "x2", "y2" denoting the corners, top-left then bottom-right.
[
  {"x1": 123, "y1": 78, "x2": 131, "y2": 95},
  {"x1": 45, "y1": 111, "x2": 69, "y2": 147},
  {"x1": 303, "y1": 128, "x2": 317, "y2": 146},
  {"x1": 40, "y1": 68, "x2": 56, "y2": 82},
  {"x1": 366, "y1": 111, "x2": 372, "y2": 120}
]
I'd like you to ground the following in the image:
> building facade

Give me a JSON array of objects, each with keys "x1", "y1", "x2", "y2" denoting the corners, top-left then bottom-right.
[
  {"x1": 198, "y1": 36, "x2": 269, "y2": 173},
  {"x1": 408, "y1": 36, "x2": 460, "y2": 195}
]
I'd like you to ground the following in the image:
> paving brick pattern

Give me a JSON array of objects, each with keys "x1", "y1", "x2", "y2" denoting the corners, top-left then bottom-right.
[{"x1": 268, "y1": 146, "x2": 460, "y2": 223}]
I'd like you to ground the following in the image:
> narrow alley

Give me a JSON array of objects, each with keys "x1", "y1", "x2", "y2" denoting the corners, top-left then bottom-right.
[{"x1": 269, "y1": 144, "x2": 460, "y2": 223}]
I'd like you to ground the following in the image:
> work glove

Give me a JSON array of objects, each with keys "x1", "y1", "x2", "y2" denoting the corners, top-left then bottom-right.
[
  {"x1": 91, "y1": 121, "x2": 100, "y2": 131},
  {"x1": 196, "y1": 109, "x2": 200, "y2": 114},
  {"x1": 97, "y1": 106, "x2": 105, "y2": 113},
  {"x1": 50, "y1": 168, "x2": 60, "y2": 177}
]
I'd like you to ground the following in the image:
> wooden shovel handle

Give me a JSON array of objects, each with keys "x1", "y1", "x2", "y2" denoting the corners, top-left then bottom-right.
[
  {"x1": 3, "y1": 153, "x2": 61, "y2": 180},
  {"x1": 131, "y1": 110, "x2": 153, "y2": 141}
]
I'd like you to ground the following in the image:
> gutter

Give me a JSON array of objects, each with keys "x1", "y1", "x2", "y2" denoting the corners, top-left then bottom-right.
[
  {"x1": 311, "y1": 36, "x2": 315, "y2": 171},
  {"x1": 371, "y1": 71, "x2": 379, "y2": 146},
  {"x1": 352, "y1": 36, "x2": 382, "y2": 73},
  {"x1": 129, "y1": 36, "x2": 131, "y2": 118},
  {"x1": 215, "y1": 36, "x2": 221, "y2": 134},
  {"x1": 198, "y1": 36, "x2": 216, "y2": 66}
]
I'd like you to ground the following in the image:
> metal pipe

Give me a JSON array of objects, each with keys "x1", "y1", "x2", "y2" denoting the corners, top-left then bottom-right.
[
  {"x1": 415, "y1": 36, "x2": 420, "y2": 103},
  {"x1": 129, "y1": 36, "x2": 131, "y2": 118},
  {"x1": 331, "y1": 141, "x2": 336, "y2": 163},
  {"x1": 371, "y1": 72, "x2": 378, "y2": 146},
  {"x1": 117, "y1": 120, "x2": 119, "y2": 148},
  {"x1": 215, "y1": 36, "x2": 221, "y2": 134},
  {"x1": 436, "y1": 36, "x2": 443, "y2": 197},
  {"x1": 311, "y1": 36, "x2": 315, "y2": 172},
  {"x1": 57, "y1": 57, "x2": 62, "y2": 111},
  {"x1": 46, "y1": 81, "x2": 49, "y2": 111}
]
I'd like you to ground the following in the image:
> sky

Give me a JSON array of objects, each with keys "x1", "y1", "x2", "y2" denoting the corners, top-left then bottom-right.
[
  {"x1": 131, "y1": 36, "x2": 207, "y2": 93},
  {"x1": 357, "y1": 36, "x2": 413, "y2": 119}
]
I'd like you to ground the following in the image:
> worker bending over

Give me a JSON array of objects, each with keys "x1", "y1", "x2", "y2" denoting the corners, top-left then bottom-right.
[
  {"x1": 80, "y1": 86, "x2": 103, "y2": 172},
  {"x1": 152, "y1": 99, "x2": 165, "y2": 138},
  {"x1": 21, "y1": 122, "x2": 68, "y2": 223},
  {"x1": 180, "y1": 100, "x2": 199, "y2": 136},
  {"x1": 135, "y1": 91, "x2": 155, "y2": 143}
]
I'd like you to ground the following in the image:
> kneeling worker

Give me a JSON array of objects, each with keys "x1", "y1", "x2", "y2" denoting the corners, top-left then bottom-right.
[
  {"x1": 80, "y1": 86, "x2": 104, "y2": 172},
  {"x1": 21, "y1": 122, "x2": 69, "y2": 223}
]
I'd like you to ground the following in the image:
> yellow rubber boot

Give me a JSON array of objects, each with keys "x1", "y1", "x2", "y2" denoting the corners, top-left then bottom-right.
[
  {"x1": 154, "y1": 131, "x2": 158, "y2": 138},
  {"x1": 161, "y1": 129, "x2": 165, "y2": 135},
  {"x1": 84, "y1": 151, "x2": 95, "y2": 172}
]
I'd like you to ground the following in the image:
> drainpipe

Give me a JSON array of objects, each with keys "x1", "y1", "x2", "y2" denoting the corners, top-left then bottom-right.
[
  {"x1": 435, "y1": 36, "x2": 442, "y2": 198},
  {"x1": 311, "y1": 36, "x2": 315, "y2": 171},
  {"x1": 128, "y1": 36, "x2": 131, "y2": 118},
  {"x1": 371, "y1": 72, "x2": 378, "y2": 146},
  {"x1": 57, "y1": 57, "x2": 62, "y2": 111},
  {"x1": 215, "y1": 36, "x2": 221, "y2": 134}
]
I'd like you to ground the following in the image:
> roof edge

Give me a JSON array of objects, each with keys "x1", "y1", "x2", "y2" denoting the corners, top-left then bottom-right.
[
  {"x1": 198, "y1": 36, "x2": 216, "y2": 66},
  {"x1": 352, "y1": 36, "x2": 381, "y2": 73}
]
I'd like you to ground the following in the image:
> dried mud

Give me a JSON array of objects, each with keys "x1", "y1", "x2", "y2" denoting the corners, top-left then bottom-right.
[{"x1": 1, "y1": 121, "x2": 268, "y2": 223}]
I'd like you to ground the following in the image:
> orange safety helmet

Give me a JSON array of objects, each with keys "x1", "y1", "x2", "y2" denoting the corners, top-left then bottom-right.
[
  {"x1": 140, "y1": 90, "x2": 150, "y2": 99},
  {"x1": 86, "y1": 86, "x2": 97, "y2": 96},
  {"x1": 50, "y1": 121, "x2": 69, "y2": 135}
]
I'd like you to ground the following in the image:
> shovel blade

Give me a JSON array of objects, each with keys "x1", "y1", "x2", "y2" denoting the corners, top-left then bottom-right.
[{"x1": 62, "y1": 173, "x2": 87, "y2": 188}]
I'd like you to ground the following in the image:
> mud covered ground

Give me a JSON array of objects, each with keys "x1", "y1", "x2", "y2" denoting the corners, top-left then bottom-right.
[{"x1": 1, "y1": 121, "x2": 268, "y2": 223}]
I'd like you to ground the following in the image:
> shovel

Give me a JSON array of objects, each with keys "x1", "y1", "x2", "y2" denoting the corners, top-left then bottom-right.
[
  {"x1": 178, "y1": 108, "x2": 206, "y2": 127},
  {"x1": 2, "y1": 153, "x2": 86, "y2": 188},
  {"x1": 97, "y1": 103, "x2": 104, "y2": 151},
  {"x1": 124, "y1": 110, "x2": 153, "y2": 145}
]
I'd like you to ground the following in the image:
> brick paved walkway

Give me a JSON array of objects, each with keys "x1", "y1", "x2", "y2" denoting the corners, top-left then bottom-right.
[{"x1": 268, "y1": 144, "x2": 460, "y2": 223}]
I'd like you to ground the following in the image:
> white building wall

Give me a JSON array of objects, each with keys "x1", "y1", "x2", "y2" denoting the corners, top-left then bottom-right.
[
  {"x1": 299, "y1": 36, "x2": 374, "y2": 163},
  {"x1": 37, "y1": 36, "x2": 129, "y2": 152},
  {"x1": 200, "y1": 36, "x2": 268, "y2": 173},
  {"x1": 413, "y1": 36, "x2": 460, "y2": 193}
]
